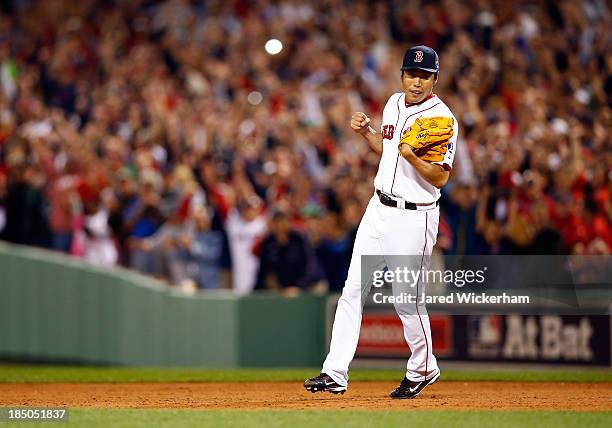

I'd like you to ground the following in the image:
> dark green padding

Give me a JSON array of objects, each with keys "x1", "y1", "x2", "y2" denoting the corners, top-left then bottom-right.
[{"x1": 0, "y1": 242, "x2": 326, "y2": 367}]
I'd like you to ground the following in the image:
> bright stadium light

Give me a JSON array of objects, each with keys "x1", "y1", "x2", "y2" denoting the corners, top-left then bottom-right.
[
  {"x1": 247, "y1": 91, "x2": 263, "y2": 105},
  {"x1": 264, "y1": 39, "x2": 283, "y2": 55}
]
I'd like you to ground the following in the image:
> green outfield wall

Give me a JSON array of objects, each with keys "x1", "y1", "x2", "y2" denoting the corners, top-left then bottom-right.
[{"x1": 0, "y1": 242, "x2": 326, "y2": 367}]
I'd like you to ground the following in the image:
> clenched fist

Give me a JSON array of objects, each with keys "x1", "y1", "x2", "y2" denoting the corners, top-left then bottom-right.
[{"x1": 350, "y1": 112, "x2": 371, "y2": 135}]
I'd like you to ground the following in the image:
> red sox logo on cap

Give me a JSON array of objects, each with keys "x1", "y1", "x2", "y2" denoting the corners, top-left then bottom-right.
[{"x1": 414, "y1": 50, "x2": 424, "y2": 62}]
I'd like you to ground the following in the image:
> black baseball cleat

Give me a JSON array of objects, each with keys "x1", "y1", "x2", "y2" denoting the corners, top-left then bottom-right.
[
  {"x1": 390, "y1": 371, "x2": 440, "y2": 399},
  {"x1": 304, "y1": 373, "x2": 347, "y2": 394}
]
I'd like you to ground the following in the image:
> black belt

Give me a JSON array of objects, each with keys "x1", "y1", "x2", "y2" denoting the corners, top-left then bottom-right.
[{"x1": 376, "y1": 190, "x2": 439, "y2": 210}]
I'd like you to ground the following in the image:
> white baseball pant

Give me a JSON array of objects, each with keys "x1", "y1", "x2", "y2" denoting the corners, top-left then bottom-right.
[{"x1": 322, "y1": 194, "x2": 440, "y2": 386}]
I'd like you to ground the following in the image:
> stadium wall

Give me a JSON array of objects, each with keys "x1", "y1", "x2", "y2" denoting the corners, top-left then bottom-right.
[{"x1": 0, "y1": 242, "x2": 326, "y2": 367}]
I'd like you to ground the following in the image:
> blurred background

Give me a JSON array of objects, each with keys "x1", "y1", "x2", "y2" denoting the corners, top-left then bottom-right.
[
  {"x1": 0, "y1": 0, "x2": 610, "y2": 296},
  {"x1": 0, "y1": 0, "x2": 611, "y2": 369}
]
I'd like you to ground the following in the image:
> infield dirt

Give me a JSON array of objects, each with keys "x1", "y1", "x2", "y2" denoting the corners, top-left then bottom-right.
[{"x1": 1, "y1": 382, "x2": 611, "y2": 411}]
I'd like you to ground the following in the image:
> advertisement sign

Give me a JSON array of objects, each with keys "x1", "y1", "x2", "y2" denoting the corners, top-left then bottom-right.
[
  {"x1": 355, "y1": 313, "x2": 453, "y2": 358},
  {"x1": 467, "y1": 314, "x2": 610, "y2": 365},
  {"x1": 327, "y1": 294, "x2": 611, "y2": 366}
]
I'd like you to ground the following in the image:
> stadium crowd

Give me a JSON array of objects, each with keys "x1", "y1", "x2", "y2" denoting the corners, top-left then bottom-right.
[{"x1": 0, "y1": 0, "x2": 610, "y2": 294}]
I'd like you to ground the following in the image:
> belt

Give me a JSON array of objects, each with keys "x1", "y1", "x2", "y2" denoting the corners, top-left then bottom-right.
[{"x1": 376, "y1": 190, "x2": 439, "y2": 211}]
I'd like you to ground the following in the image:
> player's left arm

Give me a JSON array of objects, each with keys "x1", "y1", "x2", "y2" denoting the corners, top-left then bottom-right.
[
  {"x1": 398, "y1": 146, "x2": 450, "y2": 188},
  {"x1": 399, "y1": 112, "x2": 458, "y2": 189}
]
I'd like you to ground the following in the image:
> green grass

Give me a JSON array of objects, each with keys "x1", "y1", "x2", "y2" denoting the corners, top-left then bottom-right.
[
  {"x1": 2, "y1": 409, "x2": 611, "y2": 428},
  {"x1": 0, "y1": 365, "x2": 610, "y2": 383}
]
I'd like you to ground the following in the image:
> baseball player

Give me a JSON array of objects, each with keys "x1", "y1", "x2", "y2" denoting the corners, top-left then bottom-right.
[{"x1": 304, "y1": 45, "x2": 458, "y2": 399}]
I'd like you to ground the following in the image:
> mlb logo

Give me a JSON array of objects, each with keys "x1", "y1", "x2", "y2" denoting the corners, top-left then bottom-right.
[
  {"x1": 468, "y1": 315, "x2": 502, "y2": 358},
  {"x1": 476, "y1": 315, "x2": 501, "y2": 345}
]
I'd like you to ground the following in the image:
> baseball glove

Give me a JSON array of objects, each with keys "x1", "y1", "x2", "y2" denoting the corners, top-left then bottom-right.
[{"x1": 399, "y1": 116, "x2": 454, "y2": 162}]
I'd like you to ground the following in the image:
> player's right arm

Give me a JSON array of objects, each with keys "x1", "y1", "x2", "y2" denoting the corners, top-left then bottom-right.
[{"x1": 350, "y1": 112, "x2": 383, "y2": 154}]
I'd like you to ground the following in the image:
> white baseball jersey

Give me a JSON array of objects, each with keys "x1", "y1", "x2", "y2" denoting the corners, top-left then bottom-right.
[
  {"x1": 226, "y1": 210, "x2": 267, "y2": 295},
  {"x1": 374, "y1": 93, "x2": 458, "y2": 203}
]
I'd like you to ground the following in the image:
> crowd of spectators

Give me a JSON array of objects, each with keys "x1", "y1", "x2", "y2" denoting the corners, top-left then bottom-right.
[{"x1": 0, "y1": 0, "x2": 610, "y2": 294}]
